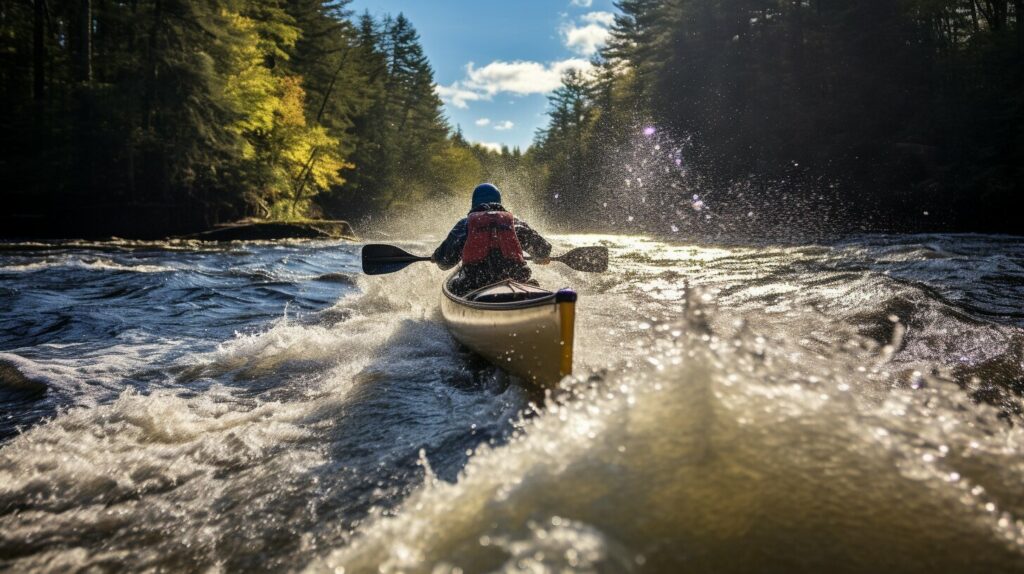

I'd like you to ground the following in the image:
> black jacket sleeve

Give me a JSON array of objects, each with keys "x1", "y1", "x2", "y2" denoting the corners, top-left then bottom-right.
[
  {"x1": 432, "y1": 218, "x2": 468, "y2": 270},
  {"x1": 514, "y1": 219, "x2": 552, "y2": 258}
]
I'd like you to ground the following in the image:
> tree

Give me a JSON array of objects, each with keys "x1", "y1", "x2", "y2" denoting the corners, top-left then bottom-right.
[{"x1": 531, "y1": 0, "x2": 1023, "y2": 235}]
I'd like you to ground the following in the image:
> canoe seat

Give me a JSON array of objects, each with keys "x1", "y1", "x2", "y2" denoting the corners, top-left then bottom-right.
[{"x1": 465, "y1": 280, "x2": 551, "y2": 303}]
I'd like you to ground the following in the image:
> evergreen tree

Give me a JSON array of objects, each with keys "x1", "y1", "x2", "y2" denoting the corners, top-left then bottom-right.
[
  {"x1": 534, "y1": 69, "x2": 600, "y2": 218},
  {"x1": 532, "y1": 0, "x2": 1023, "y2": 234},
  {"x1": 2, "y1": 0, "x2": 1019, "y2": 237}
]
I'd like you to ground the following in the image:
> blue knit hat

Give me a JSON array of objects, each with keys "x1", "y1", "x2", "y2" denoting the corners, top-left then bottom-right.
[{"x1": 471, "y1": 183, "x2": 502, "y2": 208}]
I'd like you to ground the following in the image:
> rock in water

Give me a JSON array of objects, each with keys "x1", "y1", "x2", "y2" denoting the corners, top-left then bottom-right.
[{"x1": 183, "y1": 220, "x2": 356, "y2": 241}]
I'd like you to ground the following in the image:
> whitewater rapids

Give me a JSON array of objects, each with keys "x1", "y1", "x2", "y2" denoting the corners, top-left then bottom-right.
[{"x1": 1, "y1": 234, "x2": 1023, "y2": 572}]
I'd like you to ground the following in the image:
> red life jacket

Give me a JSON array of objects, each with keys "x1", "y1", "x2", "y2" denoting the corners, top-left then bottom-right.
[{"x1": 462, "y1": 211, "x2": 526, "y2": 265}]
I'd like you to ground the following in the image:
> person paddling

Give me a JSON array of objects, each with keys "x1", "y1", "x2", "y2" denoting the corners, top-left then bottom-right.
[{"x1": 433, "y1": 183, "x2": 552, "y2": 295}]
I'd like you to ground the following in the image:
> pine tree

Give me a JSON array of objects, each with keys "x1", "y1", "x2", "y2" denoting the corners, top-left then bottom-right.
[{"x1": 534, "y1": 69, "x2": 599, "y2": 216}]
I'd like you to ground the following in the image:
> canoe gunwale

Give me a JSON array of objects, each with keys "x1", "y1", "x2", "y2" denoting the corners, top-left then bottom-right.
[
  {"x1": 440, "y1": 271, "x2": 576, "y2": 386},
  {"x1": 441, "y1": 274, "x2": 559, "y2": 311}
]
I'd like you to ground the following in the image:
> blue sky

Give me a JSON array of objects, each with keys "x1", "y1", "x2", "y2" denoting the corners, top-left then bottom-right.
[{"x1": 348, "y1": 0, "x2": 619, "y2": 151}]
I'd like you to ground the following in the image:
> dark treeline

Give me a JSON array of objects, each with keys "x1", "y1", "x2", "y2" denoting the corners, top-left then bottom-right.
[
  {"x1": 530, "y1": 0, "x2": 1023, "y2": 236},
  {"x1": 0, "y1": 0, "x2": 503, "y2": 238},
  {"x1": 4, "y1": 1, "x2": 1021, "y2": 239}
]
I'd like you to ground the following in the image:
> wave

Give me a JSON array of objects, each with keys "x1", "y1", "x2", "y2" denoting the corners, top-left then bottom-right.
[
  {"x1": 0, "y1": 257, "x2": 175, "y2": 274},
  {"x1": 2, "y1": 234, "x2": 1023, "y2": 572},
  {"x1": 0, "y1": 256, "x2": 526, "y2": 571},
  {"x1": 311, "y1": 310, "x2": 1024, "y2": 573}
]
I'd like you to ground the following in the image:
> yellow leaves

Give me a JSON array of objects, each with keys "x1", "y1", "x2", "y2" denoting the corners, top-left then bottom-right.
[
  {"x1": 274, "y1": 76, "x2": 348, "y2": 191},
  {"x1": 218, "y1": 10, "x2": 350, "y2": 220},
  {"x1": 222, "y1": 12, "x2": 280, "y2": 136},
  {"x1": 303, "y1": 130, "x2": 353, "y2": 191},
  {"x1": 276, "y1": 76, "x2": 307, "y2": 127}
]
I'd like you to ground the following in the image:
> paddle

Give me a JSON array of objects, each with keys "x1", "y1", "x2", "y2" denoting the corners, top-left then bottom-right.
[
  {"x1": 360, "y1": 244, "x2": 432, "y2": 275},
  {"x1": 550, "y1": 245, "x2": 609, "y2": 273},
  {"x1": 361, "y1": 244, "x2": 609, "y2": 275}
]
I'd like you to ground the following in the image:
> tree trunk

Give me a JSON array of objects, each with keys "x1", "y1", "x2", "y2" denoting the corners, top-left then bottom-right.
[
  {"x1": 143, "y1": 0, "x2": 163, "y2": 132},
  {"x1": 1015, "y1": 0, "x2": 1023, "y2": 55},
  {"x1": 74, "y1": 0, "x2": 94, "y2": 199},
  {"x1": 996, "y1": 0, "x2": 1007, "y2": 30},
  {"x1": 33, "y1": 0, "x2": 44, "y2": 104},
  {"x1": 77, "y1": 0, "x2": 92, "y2": 83},
  {"x1": 291, "y1": 49, "x2": 351, "y2": 207}
]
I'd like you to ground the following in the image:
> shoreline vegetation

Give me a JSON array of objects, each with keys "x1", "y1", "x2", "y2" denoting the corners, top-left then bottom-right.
[
  {"x1": 183, "y1": 219, "x2": 356, "y2": 241},
  {"x1": 1, "y1": 1, "x2": 1021, "y2": 240},
  {"x1": 2, "y1": 1, "x2": 517, "y2": 240}
]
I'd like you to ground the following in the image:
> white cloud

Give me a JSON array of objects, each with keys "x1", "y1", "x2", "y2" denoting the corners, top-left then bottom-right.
[
  {"x1": 436, "y1": 58, "x2": 596, "y2": 110},
  {"x1": 475, "y1": 118, "x2": 491, "y2": 126},
  {"x1": 562, "y1": 21, "x2": 612, "y2": 56},
  {"x1": 581, "y1": 11, "x2": 616, "y2": 27},
  {"x1": 465, "y1": 59, "x2": 594, "y2": 95},
  {"x1": 474, "y1": 141, "x2": 503, "y2": 153},
  {"x1": 435, "y1": 84, "x2": 485, "y2": 109},
  {"x1": 493, "y1": 121, "x2": 515, "y2": 131},
  {"x1": 563, "y1": 24, "x2": 611, "y2": 56},
  {"x1": 570, "y1": 0, "x2": 593, "y2": 7}
]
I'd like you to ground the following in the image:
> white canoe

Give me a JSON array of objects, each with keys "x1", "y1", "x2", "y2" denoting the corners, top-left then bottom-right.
[{"x1": 440, "y1": 275, "x2": 577, "y2": 388}]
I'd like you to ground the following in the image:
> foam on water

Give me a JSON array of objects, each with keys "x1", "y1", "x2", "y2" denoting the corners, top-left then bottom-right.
[
  {"x1": 0, "y1": 385, "x2": 322, "y2": 571},
  {"x1": 1, "y1": 234, "x2": 1023, "y2": 572},
  {"x1": 311, "y1": 308, "x2": 1024, "y2": 573},
  {"x1": 0, "y1": 242, "x2": 528, "y2": 571},
  {"x1": 0, "y1": 255, "x2": 178, "y2": 274}
]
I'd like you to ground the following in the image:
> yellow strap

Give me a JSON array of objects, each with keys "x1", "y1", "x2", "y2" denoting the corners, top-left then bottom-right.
[{"x1": 558, "y1": 301, "x2": 575, "y2": 377}]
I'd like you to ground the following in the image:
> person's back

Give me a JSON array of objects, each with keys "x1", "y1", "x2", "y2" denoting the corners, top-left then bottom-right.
[{"x1": 433, "y1": 183, "x2": 551, "y2": 295}]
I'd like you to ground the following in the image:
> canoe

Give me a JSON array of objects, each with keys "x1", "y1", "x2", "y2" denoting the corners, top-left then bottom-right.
[{"x1": 440, "y1": 274, "x2": 577, "y2": 387}]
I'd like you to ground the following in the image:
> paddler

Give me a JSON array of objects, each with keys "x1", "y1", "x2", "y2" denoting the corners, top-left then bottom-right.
[{"x1": 433, "y1": 183, "x2": 552, "y2": 295}]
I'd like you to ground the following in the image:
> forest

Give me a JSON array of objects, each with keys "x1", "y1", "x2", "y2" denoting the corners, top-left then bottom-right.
[
  {"x1": 0, "y1": 0, "x2": 513, "y2": 237},
  {"x1": 528, "y1": 0, "x2": 1023, "y2": 236},
  {"x1": 1, "y1": 0, "x2": 1021, "y2": 238}
]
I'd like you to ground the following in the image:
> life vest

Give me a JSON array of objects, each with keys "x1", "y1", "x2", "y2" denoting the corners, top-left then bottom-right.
[{"x1": 462, "y1": 211, "x2": 525, "y2": 265}]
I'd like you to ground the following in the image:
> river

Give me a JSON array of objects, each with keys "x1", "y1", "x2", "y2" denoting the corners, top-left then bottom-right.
[{"x1": 1, "y1": 234, "x2": 1023, "y2": 572}]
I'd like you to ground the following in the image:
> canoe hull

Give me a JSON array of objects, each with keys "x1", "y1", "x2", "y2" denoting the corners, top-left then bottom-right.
[{"x1": 440, "y1": 278, "x2": 575, "y2": 387}]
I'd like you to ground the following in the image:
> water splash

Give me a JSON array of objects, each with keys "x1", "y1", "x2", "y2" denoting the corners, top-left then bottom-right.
[
  {"x1": 310, "y1": 287, "x2": 1024, "y2": 573},
  {"x1": 1, "y1": 234, "x2": 1023, "y2": 572}
]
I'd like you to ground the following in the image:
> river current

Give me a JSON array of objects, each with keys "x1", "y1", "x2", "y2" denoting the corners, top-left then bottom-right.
[{"x1": 1, "y1": 234, "x2": 1023, "y2": 572}]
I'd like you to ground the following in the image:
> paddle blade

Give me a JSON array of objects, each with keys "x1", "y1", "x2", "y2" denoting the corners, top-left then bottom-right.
[
  {"x1": 555, "y1": 246, "x2": 609, "y2": 273},
  {"x1": 361, "y1": 244, "x2": 431, "y2": 275}
]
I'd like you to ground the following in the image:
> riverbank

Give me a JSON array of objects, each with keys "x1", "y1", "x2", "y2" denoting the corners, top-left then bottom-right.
[
  {"x1": 0, "y1": 201, "x2": 356, "y2": 242},
  {"x1": 182, "y1": 220, "x2": 356, "y2": 241}
]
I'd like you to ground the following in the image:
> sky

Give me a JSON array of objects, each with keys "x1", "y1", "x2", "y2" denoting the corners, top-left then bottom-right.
[{"x1": 348, "y1": 0, "x2": 619, "y2": 152}]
